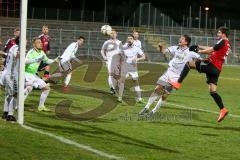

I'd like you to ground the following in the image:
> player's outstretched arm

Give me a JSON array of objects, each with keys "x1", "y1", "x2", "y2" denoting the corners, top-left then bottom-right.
[
  {"x1": 198, "y1": 45, "x2": 212, "y2": 50},
  {"x1": 25, "y1": 55, "x2": 44, "y2": 64},
  {"x1": 158, "y1": 43, "x2": 164, "y2": 53},
  {"x1": 158, "y1": 43, "x2": 169, "y2": 54},
  {"x1": 198, "y1": 47, "x2": 214, "y2": 55}
]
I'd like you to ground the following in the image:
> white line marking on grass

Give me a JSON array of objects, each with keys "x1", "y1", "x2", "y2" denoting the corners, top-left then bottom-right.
[
  {"x1": 166, "y1": 102, "x2": 240, "y2": 118},
  {"x1": 191, "y1": 73, "x2": 240, "y2": 81},
  {"x1": 21, "y1": 125, "x2": 123, "y2": 160}
]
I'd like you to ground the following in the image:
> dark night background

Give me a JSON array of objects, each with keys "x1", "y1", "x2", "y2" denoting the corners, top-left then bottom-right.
[{"x1": 21, "y1": 0, "x2": 240, "y2": 29}]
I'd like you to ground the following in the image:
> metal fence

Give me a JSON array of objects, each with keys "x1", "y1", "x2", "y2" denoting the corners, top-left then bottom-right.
[
  {"x1": 0, "y1": 1, "x2": 237, "y2": 30},
  {"x1": 0, "y1": 27, "x2": 239, "y2": 64}
]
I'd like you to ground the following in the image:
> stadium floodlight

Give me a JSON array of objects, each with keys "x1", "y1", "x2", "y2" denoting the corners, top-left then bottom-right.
[
  {"x1": 205, "y1": 6, "x2": 209, "y2": 33},
  {"x1": 18, "y1": 0, "x2": 28, "y2": 125}
]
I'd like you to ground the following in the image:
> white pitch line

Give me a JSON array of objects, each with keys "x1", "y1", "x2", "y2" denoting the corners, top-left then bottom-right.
[
  {"x1": 21, "y1": 125, "x2": 123, "y2": 160},
  {"x1": 191, "y1": 73, "x2": 240, "y2": 81},
  {"x1": 166, "y1": 102, "x2": 240, "y2": 118}
]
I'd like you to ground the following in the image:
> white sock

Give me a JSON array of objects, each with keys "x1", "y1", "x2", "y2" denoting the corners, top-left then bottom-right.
[
  {"x1": 4, "y1": 96, "x2": 10, "y2": 112},
  {"x1": 134, "y1": 85, "x2": 141, "y2": 99},
  {"x1": 112, "y1": 77, "x2": 117, "y2": 89},
  {"x1": 64, "y1": 73, "x2": 72, "y2": 87},
  {"x1": 24, "y1": 86, "x2": 33, "y2": 101},
  {"x1": 119, "y1": 82, "x2": 125, "y2": 98},
  {"x1": 39, "y1": 89, "x2": 50, "y2": 107},
  {"x1": 8, "y1": 97, "x2": 15, "y2": 116},
  {"x1": 108, "y1": 75, "x2": 114, "y2": 89},
  {"x1": 144, "y1": 92, "x2": 159, "y2": 109},
  {"x1": 152, "y1": 97, "x2": 162, "y2": 113}
]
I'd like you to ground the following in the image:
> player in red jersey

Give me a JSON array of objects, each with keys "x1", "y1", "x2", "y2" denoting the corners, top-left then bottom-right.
[
  {"x1": 170, "y1": 26, "x2": 230, "y2": 122},
  {"x1": 3, "y1": 28, "x2": 20, "y2": 53},
  {"x1": 3, "y1": 28, "x2": 20, "y2": 66},
  {"x1": 38, "y1": 25, "x2": 51, "y2": 80}
]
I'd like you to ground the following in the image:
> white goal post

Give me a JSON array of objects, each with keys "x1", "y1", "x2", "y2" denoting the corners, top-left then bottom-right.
[{"x1": 18, "y1": 0, "x2": 28, "y2": 125}]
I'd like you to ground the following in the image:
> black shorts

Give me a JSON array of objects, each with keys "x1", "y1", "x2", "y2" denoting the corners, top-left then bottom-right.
[
  {"x1": 37, "y1": 61, "x2": 49, "y2": 71},
  {"x1": 195, "y1": 60, "x2": 220, "y2": 85}
]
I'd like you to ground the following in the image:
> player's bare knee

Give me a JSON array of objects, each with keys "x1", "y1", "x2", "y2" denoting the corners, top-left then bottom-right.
[
  {"x1": 42, "y1": 85, "x2": 50, "y2": 91},
  {"x1": 209, "y1": 83, "x2": 217, "y2": 92},
  {"x1": 162, "y1": 93, "x2": 168, "y2": 101},
  {"x1": 187, "y1": 61, "x2": 196, "y2": 69},
  {"x1": 45, "y1": 65, "x2": 50, "y2": 70},
  {"x1": 154, "y1": 85, "x2": 164, "y2": 95}
]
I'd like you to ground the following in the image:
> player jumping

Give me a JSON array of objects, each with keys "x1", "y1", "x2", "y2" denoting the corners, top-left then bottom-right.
[
  {"x1": 49, "y1": 36, "x2": 85, "y2": 90},
  {"x1": 101, "y1": 30, "x2": 122, "y2": 94},
  {"x1": 139, "y1": 35, "x2": 200, "y2": 116},
  {"x1": 118, "y1": 35, "x2": 145, "y2": 103},
  {"x1": 170, "y1": 27, "x2": 230, "y2": 122}
]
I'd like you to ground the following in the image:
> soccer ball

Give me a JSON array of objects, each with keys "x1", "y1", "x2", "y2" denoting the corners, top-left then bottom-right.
[{"x1": 101, "y1": 25, "x2": 112, "y2": 35}]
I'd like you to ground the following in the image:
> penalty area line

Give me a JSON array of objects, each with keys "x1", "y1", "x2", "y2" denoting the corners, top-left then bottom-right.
[{"x1": 21, "y1": 125, "x2": 123, "y2": 160}]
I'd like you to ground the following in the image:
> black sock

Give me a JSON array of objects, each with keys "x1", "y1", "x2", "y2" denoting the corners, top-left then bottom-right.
[
  {"x1": 210, "y1": 92, "x2": 224, "y2": 110},
  {"x1": 178, "y1": 63, "x2": 190, "y2": 83},
  {"x1": 44, "y1": 71, "x2": 50, "y2": 76}
]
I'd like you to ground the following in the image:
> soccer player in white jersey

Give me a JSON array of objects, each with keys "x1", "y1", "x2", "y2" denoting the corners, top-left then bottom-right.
[
  {"x1": 25, "y1": 37, "x2": 58, "y2": 112},
  {"x1": 49, "y1": 36, "x2": 85, "y2": 90},
  {"x1": 139, "y1": 35, "x2": 200, "y2": 116},
  {"x1": 1, "y1": 40, "x2": 20, "y2": 121},
  {"x1": 101, "y1": 30, "x2": 122, "y2": 94},
  {"x1": 118, "y1": 35, "x2": 145, "y2": 103},
  {"x1": 132, "y1": 31, "x2": 142, "y2": 49}
]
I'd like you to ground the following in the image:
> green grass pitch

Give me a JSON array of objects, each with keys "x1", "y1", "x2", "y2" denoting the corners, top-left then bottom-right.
[{"x1": 0, "y1": 63, "x2": 240, "y2": 160}]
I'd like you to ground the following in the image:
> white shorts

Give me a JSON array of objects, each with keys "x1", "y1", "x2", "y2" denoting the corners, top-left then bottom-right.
[
  {"x1": 25, "y1": 73, "x2": 47, "y2": 89},
  {"x1": 59, "y1": 59, "x2": 72, "y2": 73},
  {"x1": 157, "y1": 69, "x2": 180, "y2": 84},
  {"x1": 121, "y1": 62, "x2": 139, "y2": 80},
  {"x1": 156, "y1": 69, "x2": 180, "y2": 93},
  {"x1": 106, "y1": 54, "x2": 121, "y2": 75}
]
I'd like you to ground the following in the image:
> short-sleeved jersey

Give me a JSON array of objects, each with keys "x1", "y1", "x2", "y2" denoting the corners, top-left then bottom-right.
[
  {"x1": 25, "y1": 48, "x2": 48, "y2": 75},
  {"x1": 133, "y1": 40, "x2": 142, "y2": 49},
  {"x1": 121, "y1": 44, "x2": 144, "y2": 64},
  {"x1": 101, "y1": 39, "x2": 122, "y2": 59},
  {"x1": 208, "y1": 39, "x2": 230, "y2": 71},
  {"x1": 3, "y1": 44, "x2": 19, "y2": 75},
  {"x1": 39, "y1": 34, "x2": 50, "y2": 53},
  {"x1": 60, "y1": 42, "x2": 79, "y2": 63},
  {"x1": 167, "y1": 46, "x2": 200, "y2": 74}
]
